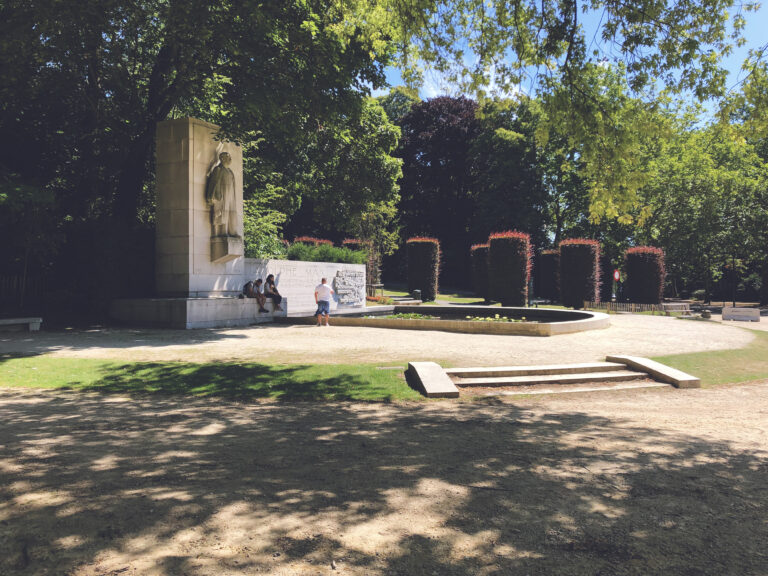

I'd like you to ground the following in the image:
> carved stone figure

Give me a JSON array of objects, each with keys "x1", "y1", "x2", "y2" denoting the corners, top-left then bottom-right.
[{"x1": 205, "y1": 152, "x2": 239, "y2": 237}]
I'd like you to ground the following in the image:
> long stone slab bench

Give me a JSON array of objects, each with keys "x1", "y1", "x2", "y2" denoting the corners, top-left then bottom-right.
[
  {"x1": 722, "y1": 307, "x2": 760, "y2": 322},
  {"x1": 0, "y1": 317, "x2": 42, "y2": 331}
]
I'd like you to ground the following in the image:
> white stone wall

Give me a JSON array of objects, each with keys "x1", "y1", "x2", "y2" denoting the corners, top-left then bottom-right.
[
  {"x1": 155, "y1": 118, "x2": 244, "y2": 297},
  {"x1": 244, "y1": 259, "x2": 366, "y2": 315}
]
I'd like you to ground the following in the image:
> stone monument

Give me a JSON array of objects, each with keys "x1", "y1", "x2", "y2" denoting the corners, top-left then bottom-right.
[
  {"x1": 110, "y1": 117, "x2": 366, "y2": 328},
  {"x1": 155, "y1": 118, "x2": 244, "y2": 296}
]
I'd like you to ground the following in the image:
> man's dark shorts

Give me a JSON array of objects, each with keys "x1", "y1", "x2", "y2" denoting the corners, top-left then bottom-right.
[{"x1": 316, "y1": 300, "x2": 330, "y2": 315}]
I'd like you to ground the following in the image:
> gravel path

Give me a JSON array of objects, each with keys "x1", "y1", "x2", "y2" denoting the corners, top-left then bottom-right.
[{"x1": 0, "y1": 314, "x2": 755, "y2": 365}]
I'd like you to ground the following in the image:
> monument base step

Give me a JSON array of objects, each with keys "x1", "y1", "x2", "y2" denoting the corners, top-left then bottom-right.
[
  {"x1": 465, "y1": 380, "x2": 668, "y2": 397},
  {"x1": 109, "y1": 297, "x2": 286, "y2": 329}
]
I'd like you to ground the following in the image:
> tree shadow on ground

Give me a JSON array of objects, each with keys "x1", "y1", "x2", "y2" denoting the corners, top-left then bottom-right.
[
  {"x1": 80, "y1": 362, "x2": 411, "y2": 401},
  {"x1": 0, "y1": 390, "x2": 766, "y2": 575}
]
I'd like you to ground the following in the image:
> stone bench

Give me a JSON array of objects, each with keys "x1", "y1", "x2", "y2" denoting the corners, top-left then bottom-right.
[
  {"x1": 0, "y1": 317, "x2": 42, "y2": 331},
  {"x1": 722, "y1": 307, "x2": 760, "y2": 322},
  {"x1": 662, "y1": 302, "x2": 692, "y2": 316}
]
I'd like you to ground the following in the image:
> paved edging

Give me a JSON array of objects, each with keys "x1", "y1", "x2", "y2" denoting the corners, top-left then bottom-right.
[{"x1": 606, "y1": 355, "x2": 701, "y2": 388}]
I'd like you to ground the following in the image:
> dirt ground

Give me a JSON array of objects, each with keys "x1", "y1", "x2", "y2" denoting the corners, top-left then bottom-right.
[
  {"x1": 0, "y1": 314, "x2": 755, "y2": 366},
  {"x1": 1, "y1": 383, "x2": 767, "y2": 575}
]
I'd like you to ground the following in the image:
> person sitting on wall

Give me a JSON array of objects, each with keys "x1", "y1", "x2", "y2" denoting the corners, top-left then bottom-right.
[
  {"x1": 264, "y1": 274, "x2": 283, "y2": 311},
  {"x1": 253, "y1": 278, "x2": 268, "y2": 313},
  {"x1": 314, "y1": 277, "x2": 334, "y2": 326}
]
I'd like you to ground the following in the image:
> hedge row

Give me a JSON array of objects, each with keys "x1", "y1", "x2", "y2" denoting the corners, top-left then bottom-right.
[
  {"x1": 470, "y1": 244, "x2": 490, "y2": 301},
  {"x1": 341, "y1": 238, "x2": 369, "y2": 252},
  {"x1": 625, "y1": 246, "x2": 665, "y2": 304},
  {"x1": 407, "y1": 237, "x2": 440, "y2": 301},
  {"x1": 488, "y1": 231, "x2": 531, "y2": 306},
  {"x1": 537, "y1": 249, "x2": 559, "y2": 302},
  {"x1": 293, "y1": 236, "x2": 333, "y2": 246},
  {"x1": 559, "y1": 239, "x2": 601, "y2": 309},
  {"x1": 286, "y1": 242, "x2": 366, "y2": 264},
  {"x1": 458, "y1": 237, "x2": 666, "y2": 308}
]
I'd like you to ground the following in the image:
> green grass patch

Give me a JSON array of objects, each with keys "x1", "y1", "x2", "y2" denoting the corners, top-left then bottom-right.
[
  {"x1": 384, "y1": 286, "x2": 495, "y2": 306},
  {"x1": 0, "y1": 357, "x2": 423, "y2": 402},
  {"x1": 652, "y1": 329, "x2": 768, "y2": 387}
]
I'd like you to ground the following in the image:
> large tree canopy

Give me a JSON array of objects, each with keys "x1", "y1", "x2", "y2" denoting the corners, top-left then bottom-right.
[
  {"x1": 0, "y1": 0, "x2": 394, "y2": 225},
  {"x1": 378, "y1": 0, "x2": 756, "y2": 98}
]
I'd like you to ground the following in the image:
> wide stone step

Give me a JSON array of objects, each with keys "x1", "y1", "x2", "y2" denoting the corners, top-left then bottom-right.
[
  {"x1": 469, "y1": 380, "x2": 669, "y2": 397},
  {"x1": 445, "y1": 362, "x2": 627, "y2": 379},
  {"x1": 454, "y1": 369, "x2": 647, "y2": 387}
]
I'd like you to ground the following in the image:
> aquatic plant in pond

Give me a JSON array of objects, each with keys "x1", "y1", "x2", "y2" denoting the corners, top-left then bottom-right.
[{"x1": 465, "y1": 314, "x2": 528, "y2": 323}]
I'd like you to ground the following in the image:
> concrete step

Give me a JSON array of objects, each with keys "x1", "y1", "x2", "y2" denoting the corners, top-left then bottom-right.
[
  {"x1": 454, "y1": 369, "x2": 647, "y2": 387},
  {"x1": 446, "y1": 362, "x2": 627, "y2": 379},
  {"x1": 391, "y1": 298, "x2": 422, "y2": 305},
  {"x1": 468, "y1": 380, "x2": 669, "y2": 397}
]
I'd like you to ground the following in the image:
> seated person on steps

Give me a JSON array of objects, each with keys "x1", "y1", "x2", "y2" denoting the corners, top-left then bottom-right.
[
  {"x1": 264, "y1": 274, "x2": 283, "y2": 311},
  {"x1": 243, "y1": 278, "x2": 269, "y2": 313}
]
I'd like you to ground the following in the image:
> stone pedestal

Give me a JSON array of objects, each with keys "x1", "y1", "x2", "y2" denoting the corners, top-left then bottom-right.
[{"x1": 155, "y1": 117, "x2": 244, "y2": 297}]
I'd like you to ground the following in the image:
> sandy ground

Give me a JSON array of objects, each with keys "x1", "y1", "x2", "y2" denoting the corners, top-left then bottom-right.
[
  {"x1": 1, "y1": 383, "x2": 767, "y2": 575},
  {"x1": 0, "y1": 314, "x2": 756, "y2": 366}
]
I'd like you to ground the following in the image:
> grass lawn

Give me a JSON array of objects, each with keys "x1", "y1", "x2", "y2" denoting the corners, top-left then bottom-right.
[
  {"x1": 384, "y1": 284, "x2": 495, "y2": 305},
  {"x1": 652, "y1": 328, "x2": 768, "y2": 387},
  {"x1": 0, "y1": 357, "x2": 422, "y2": 402}
]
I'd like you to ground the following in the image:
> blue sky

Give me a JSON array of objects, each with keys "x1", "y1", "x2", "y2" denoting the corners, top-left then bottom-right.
[{"x1": 379, "y1": 3, "x2": 768, "y2": 103}]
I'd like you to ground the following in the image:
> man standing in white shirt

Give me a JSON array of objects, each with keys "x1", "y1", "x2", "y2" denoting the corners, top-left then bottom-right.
[{"x1": 314, "y1": 278, "x2": 334, "y2": 326}]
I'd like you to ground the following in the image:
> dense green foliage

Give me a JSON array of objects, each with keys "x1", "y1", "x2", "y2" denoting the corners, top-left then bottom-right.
[
  {"x1": 406, "y1": 237, "x2": 440, "y2": 301},
  {"x1": 625, "y1": 247, "x2": 666, "y2": 304},
  {"x1": 470, "y1": 244, "x2": 490, "y2": 301},
  {"x1": 559, "y1": 239, "x2": 601, "y2": 309},
  {"x1": 286, "y1": 243, "x2": 366, "y2": 264},
  {"x1": 488, "y1": 231, "x2": 531, "y2": 307},
  {"x1": 536, "y1": 250, "x2": 559, "y2": 302},
  {"x1": 1, "y1": 0, "x2": 765, "y2": 317}
]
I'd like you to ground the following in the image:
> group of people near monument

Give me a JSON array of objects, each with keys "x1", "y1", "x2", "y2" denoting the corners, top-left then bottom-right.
[
  {"x1": 243, "y1": 274, "x2": 283, "y2": 313},
  {"x1": 243, "y1": 275, "x2": 334, "y2": 326}
]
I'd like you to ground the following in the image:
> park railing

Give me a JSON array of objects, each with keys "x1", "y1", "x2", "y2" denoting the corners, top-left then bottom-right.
[
  {"x1": 585, "y1": 301, "x2": 665, "y2": 314},
  {"x1": 0, "y1": 275, "x2": 46, "y2": 312}
]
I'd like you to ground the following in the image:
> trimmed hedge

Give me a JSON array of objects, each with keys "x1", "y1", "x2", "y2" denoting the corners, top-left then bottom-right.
[
  {"x1": 625, "y1": 246, "x2": 665, "y2": 304},
  {"x1": 536, "y1": 249, "x2": 559, "y2": 302},
  {"x1": 407, "y1": 237, "x2": 440, "y2": 301},
  {"x1": 488, "y1": 231, "x2": 532, "y2": 307},
  {"x1": 293, "y1": 236, "x2": 333, "y2": 246},
  {"x1": 470, "y1": 244, "x2": 490, "y2": 301},
  {"x1": 287, "y1": 242, "x2": 366, "y2": 264},
  {"x1": 599, "y1": 255, "x2": 615, "y2": 302},
  {"x1": 559, "y1": 239, "x2": 601, "y2": 309},
  {"x1": 341, "y1": 238, "x2": 368, "y2": 252}
]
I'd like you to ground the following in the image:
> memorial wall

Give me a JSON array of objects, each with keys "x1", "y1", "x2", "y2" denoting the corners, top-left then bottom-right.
[{"x1": 244, "y1": 259, "x2": 366, "y2": 315}]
